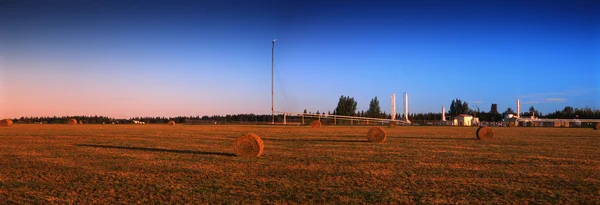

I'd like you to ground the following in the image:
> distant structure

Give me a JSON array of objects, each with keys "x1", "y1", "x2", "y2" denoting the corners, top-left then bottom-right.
[
  {"x1": 455, "y1": 114, "x2": 473, "y2": 126},
  {"x1": 517, "y1": 99, "x2": 521, "y2": 118},
  {"x1": 391, "y1": 94, "x2": 396, "y2": 121},
  {"x1": 404, "y1": 92, "x2": 410, "y2": 123},
  {"x1": 442, "y1": 106, "x2": 446, "y2": 122}
]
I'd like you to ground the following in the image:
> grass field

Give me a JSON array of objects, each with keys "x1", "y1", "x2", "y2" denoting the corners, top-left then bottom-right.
[{"x1": 1, "y1": 124, "x2": 599, "y2": 204}]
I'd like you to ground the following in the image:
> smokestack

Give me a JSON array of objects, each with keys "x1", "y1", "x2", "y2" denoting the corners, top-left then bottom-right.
[
  {"x1": 517, "y1": 99, "x2": 521, "y2": 118},
  {"x1": 391, "y1": 94, "x2": 396, "y2": 120},
  {"x1": 404, "y1": 92, "x2": 409, "y2": 121},
  {"x1": 442, "y1": 106, "x2": 446, "y2": 121}
]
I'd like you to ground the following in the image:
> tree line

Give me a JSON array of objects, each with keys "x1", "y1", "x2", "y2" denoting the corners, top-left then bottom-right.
[
  {"x1": 8, "y1": 96, "x2": 600, "y2": 124},
  {"x1": 332, "y1": 95, "x2": 600, "y2": 122},
  {"x1": 11, "y1": 114, "x2": 279, "y2": 124}
]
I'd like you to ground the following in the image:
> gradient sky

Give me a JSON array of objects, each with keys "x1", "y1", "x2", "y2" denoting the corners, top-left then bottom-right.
[{"x1": 1, "y1": 0, "x2": 599, "y2": 118}]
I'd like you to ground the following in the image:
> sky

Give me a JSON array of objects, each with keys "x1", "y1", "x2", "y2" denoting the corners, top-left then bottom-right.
[{"x1": 1, "y1": 0, "x2": 599, "y2": 118}]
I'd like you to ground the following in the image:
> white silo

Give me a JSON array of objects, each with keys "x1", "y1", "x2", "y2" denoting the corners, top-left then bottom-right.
[
  {"x1": 391, "y1": 94, "x2": 396, "y2": 120},
  {"x1": 517, "y1": 99, "x2": 521, "y2": 118},
  {"x1": 442, "y1": 106, "x2": 446, "y2": 121},
  {"x1": 404, "y1": 92, "x2": 409, "y2": 122}
]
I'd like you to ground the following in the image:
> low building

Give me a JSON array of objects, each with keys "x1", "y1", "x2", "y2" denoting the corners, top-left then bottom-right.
[{"x1": 455, "y1": 114, "x2": 473, "y2": 126}]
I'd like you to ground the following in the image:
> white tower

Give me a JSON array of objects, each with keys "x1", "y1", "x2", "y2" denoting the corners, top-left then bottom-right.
[
  {"x1": 391, "y1": 94, "x2": 396, "y2": 120},
  {"x1": 517, "y1": 99, "x2": 521, "y2": 118},
  {"x1": 404, "y1": 92, "x2": 410, "y2": 122},
  {"x1": 442, "y1": 106, "x2": 446, "y2": 121}
]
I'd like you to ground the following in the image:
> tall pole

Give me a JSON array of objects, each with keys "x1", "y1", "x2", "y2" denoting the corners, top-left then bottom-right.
[{"x1": 271, "y1": 39, "x2": 276, "y2": 124}]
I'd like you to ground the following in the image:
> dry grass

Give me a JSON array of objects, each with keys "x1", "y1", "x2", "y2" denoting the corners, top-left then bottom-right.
[{"x1": 0, "y1": 125, "x2": 599, "y2": 204}]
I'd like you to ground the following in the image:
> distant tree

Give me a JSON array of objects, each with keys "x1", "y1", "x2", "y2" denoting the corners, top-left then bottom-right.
[
  {"x1": 334, "y1": 95, "x2": 358, "y2": 116},
  {"x1": 563, "y1": 106, "x2": 574, "y2": 116},
  {"x1": 472, "y1": 106, "x2": 480, "y2": 117},
  {"x1": 527, "y1": 106, "x2": 538, "y2": 117},
  {"x1": 488, "y1": 103, "x2": 501, "y2": 122},
  {"x1": 316, "y1": 110, "x2": 320, "y2": 115},
  {"x1": 450, "y1": 99, "x2": 458, "y2": 116},
  {"x1": 366, "y1": 97, "x2": 382, "y2": 118},
  {"x1": 529, "y1": 106, "x2": 535, "y2": 115},
  {"x1": 449, "y1": 98, "x2": 469, "y2": 116},
  {"x1": 503, "y1": 107, "x2": 515, "y2": 115},
  {"x1": 303, "y1": 109, "x2": 307, "y2": 114}
]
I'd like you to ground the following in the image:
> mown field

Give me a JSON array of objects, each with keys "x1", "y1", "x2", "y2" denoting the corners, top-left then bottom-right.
[{"x1": 1, "y1": 124, "x2": 599, "y2": 204}]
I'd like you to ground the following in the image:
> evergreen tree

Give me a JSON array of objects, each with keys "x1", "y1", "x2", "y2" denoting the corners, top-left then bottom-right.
[
  {"x1": 504, "y1": 107, "x2": 515, "y2": 115},
  {"x1": 450, "y1": 98, "x2": 469, "y2": 116},
  {"x1": 366, "y1": 97, "x2": 382, "y2": 118},
  {"x1": 334, "y1": 95, "x2": 358, "y2": 116}
]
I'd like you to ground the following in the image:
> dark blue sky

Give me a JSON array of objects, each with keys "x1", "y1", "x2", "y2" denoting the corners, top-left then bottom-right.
[{"x1": 2, "y1": 0, "x2": 598, "y2": 118}]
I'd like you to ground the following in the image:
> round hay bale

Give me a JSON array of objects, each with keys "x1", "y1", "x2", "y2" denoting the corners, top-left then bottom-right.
[
  {"x1": 168, "y1": 120, "x2": 176, "y2": 125},
  {"x1": 367, "y1": 126, "x2": 386, "y2": 143},
  {"x1": 68, "y1": 119, "x2": 78, "y2": 125},
  {"x1": 507, "y1": 122, "x2": 515, "y2": 127},
  {"x1": 233, "y1": 133, "x2": 264, "y2": 158},
  {"x1": 476, "y1": 126, "x2": 494, "y2": 140},
  {"x1": 594, "y1": 123, "x2": 599, "y2": 130},
  {"x1": 0, "y1": 119, "x2": 13, "y2": 127},
  {"x1": 388, "y1": 121, "x2": 397, "y2": 128},
  {"x1": 310, "y1": 120, "x2": 322, "y2": 128}
]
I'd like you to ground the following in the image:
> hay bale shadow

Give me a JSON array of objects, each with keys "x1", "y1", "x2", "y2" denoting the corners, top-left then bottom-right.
[
  {"x1": 76, "y1": 144, "x2": 236, "y2": 157},
  {"x1": 261, "y1": 137, "x2": 367, "y2": 143},
  {"x1": 392, "y1": 136, "x2": 476, "y2": 141}
]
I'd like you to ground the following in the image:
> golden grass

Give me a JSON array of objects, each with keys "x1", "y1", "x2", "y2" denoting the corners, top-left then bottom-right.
[{"x1": 0, "y1": 125, "x2": 598, "y2": 204}]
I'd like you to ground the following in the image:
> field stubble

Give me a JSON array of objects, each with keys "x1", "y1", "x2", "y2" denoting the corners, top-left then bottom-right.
[{"x1": 0, "y1": 125, "x2": 599, "y2": 204}]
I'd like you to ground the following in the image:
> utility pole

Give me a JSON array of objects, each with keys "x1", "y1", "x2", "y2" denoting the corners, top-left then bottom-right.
[{"x1": 271, "y1": 39, "x2": 276, "y2": 124}]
